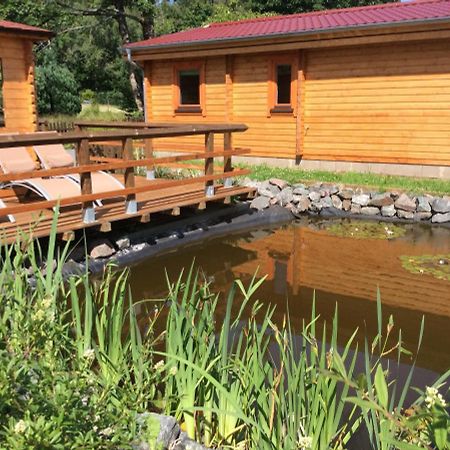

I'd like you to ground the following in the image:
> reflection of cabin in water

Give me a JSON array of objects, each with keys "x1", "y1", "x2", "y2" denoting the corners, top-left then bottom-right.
[{"x1": 0, "y1": 20, "x2": 53, "y2": 132}]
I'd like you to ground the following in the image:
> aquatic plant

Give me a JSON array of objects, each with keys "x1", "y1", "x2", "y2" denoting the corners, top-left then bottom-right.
[
  {"x1": 400, "y1": 254, "x2": 450, "y2": 282},
  {"x1": 324, "y1": 220, "x2": 406, "y2": 240}
]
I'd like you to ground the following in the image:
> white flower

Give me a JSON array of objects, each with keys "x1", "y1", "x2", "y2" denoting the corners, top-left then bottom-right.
[
  {"x1": 100, "y1": 427, "x2": 114, "y2": 437},
  {"x1": 81, "y1": 396, "x2": 89, "y2": 406},
  {"x1": 83, "y1": 348, "x2": 95, "y2": 360},
  {"x1": 169, "y1": 366, "x2": 178, "y2": 376},
  {"x1": 297, "y1": 434, "x2": 313, "y2": 449},
  {"x1": 153, "y1": 360, "x2": 164, "y2": 371},
  {"x1": 425, "y1": 386, "x2": 447, "y2": 408},
  {"x1": 14, "y1": 420, "x2": 27, "y2": 434}
]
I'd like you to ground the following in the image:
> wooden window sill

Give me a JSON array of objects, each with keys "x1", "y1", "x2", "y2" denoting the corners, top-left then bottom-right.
[
  {"x1": 270, "y1": 105, "x2": 294, "y2": 114},
  {"x1": 174, "y1": 106, "x2": 203, "y2": 114}
]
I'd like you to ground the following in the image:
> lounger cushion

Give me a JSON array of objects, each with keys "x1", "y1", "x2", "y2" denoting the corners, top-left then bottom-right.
[
  {"x1": 0, "y1": 146, "x2": 37, "y2": 174},
  {"x1": 34, "y1": 144, "x2": 74, "y2": 169}
]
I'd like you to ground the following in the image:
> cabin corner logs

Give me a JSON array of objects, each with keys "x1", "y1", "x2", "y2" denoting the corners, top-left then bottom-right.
[
  {"x1": 0, "y1": 34, "x2": 37, "y2": 133},
  {"x1": 143, "y1": 39, "x2": 450, "y2": 168}
]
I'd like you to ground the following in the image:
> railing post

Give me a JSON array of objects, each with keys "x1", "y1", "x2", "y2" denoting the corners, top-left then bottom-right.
[
  {"x1": 123, "y1": 137, "x2": 137, "y2": 214},
  {"x1": 144, "y1": 138, "x2": 155, "y2": 180},
  {"x1": 223, "y1": 131, "x2": 233, "y2": 188},
  {"x1": 77, "y1": 138, "x2": 95, "y2": 223},
  {"x1": 204, "y1": 132, "x2": 214, "y2": 197}
]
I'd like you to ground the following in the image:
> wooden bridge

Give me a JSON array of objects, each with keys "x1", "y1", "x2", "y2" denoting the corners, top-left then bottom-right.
[{"x1": 0, "y1": 122, "x2": 253, "y2": 244}]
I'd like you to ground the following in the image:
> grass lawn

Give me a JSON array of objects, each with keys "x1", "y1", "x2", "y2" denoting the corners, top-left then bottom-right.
[{"x1": 242, "y1": 163, "x2": 450, "y2": 196}]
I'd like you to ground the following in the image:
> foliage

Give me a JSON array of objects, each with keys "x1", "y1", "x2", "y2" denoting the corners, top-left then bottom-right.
[
  {"x1": 0, "y1": 213, "x2": 163, "y2": 448},
  {"x1": 240, "y1": 162, "x2": 450, "y2": 196},
  {"x1": 35, "y1": 61, "x2": 82, "y2": 115}
]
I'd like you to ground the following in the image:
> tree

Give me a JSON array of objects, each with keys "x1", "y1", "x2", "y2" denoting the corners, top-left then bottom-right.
[{"x1": 36, "y1": 62, "x2": 82, "y2": 115}]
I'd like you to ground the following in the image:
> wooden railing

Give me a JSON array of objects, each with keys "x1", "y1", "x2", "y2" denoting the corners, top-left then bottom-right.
[{"x1": 0, "y1": 123, "x2": 249, "y2": 224}]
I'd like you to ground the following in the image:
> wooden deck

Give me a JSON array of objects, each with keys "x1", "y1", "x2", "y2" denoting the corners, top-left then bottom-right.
[{"x1": 0, "y1": 123, "x2": 253, "y2": 244}]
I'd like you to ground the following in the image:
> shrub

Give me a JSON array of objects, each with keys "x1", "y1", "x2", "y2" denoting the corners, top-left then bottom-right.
[{"x1": 36, "y1": 62, "x2": 82, "y2": 116}]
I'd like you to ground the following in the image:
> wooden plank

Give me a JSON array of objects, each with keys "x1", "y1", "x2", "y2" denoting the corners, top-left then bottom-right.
[
  {"x1": 123, "y1": 137, "x2": 136, "y2": 214},
  {"x1": 225, "y1": 55, "x2": 234, "y2": 122}
]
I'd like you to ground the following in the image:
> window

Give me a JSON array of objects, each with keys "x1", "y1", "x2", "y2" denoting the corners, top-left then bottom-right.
[
  {"x1": 173, "y1": 61, "x2": 205, "y2": 115},
  {"x1": 268, "y1": 56, "x2": 297, "y2": 116},
  {"x1": 0, "y1": 60, "x2": 4, "y2": 127}
]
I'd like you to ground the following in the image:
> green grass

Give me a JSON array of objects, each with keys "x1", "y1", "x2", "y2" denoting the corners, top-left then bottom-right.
[{"x1": 241, "y1": 163, "x2": 450, "y2": 196}]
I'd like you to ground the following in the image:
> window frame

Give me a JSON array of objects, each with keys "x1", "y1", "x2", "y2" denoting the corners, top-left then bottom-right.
[
  {"x1": 172, "y1": 60, "x2": 206, "y2": 116},
  {"x1": 267, "y1": 55, "x2": 298, "y2": 117}
]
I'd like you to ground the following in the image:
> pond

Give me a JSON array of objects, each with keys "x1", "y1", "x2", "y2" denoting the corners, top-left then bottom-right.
[{"x1": 128, "y1": 216, "x2": 450, "y2": 380}]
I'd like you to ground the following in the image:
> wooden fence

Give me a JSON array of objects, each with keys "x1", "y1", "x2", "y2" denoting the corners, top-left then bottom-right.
[{"x1": 0, "y1": 123, "x2": 250, "y2": 234}]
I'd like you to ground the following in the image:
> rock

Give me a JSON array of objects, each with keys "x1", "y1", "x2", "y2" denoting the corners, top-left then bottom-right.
[
  {"x1": 342, "y1": 199, "x2": 352, "y2": 211},
  {"x1": 432, "y1": 197, "x2": 450, "y2": 214},
  {"x1": 257, "y1": 181, "x2": 279, "y2": 198},
  {"x1": 89, "y1": 240, "x2": 116, "y2": 259},
  {"x1": 241, "y1": 177, "x2": 259, "y2": 189},
  {"x1": 293, "y1": 186, "x2": 309, "y2": 196},
  {"x1": 310, "y1": 201, "x2": 323, "y2": 212},
  {"x1": 320, "y1": 196, "x2": 333, "y2": 209},
  {"x1": 320, "y1": 184, "x2": 339, "y2": 197},
  {"x1": 352, "y1": 194, "x2": 371, "y2": 207},
  {"x1": 269, "y1": 197, "x2": 279, "y2": 206},
  {"x1": 394, "y1": 193, "x2": 416, "y2": 212},
  {"x1": 295, "y1": 196, "x2": 311, "y2": 213},
  {"x1": 413, "y1": 212, "x2": 432, "y2": 221},
  {"x1": 381, "y1": 204, "x2": 396, "y2": 217},
  {"x1": 361, "y1": 206, "x2": 380, "y2": 216},
  {"x1": 279, "y1": 187, "x2": 294, "y2": 206},
  {"x1": 417, "y1": 196, "x2": 432, "y2": 213},
  {"x1": 369, "y1": 193, "x2": 393, "y2": 207},
  {"x1": 390, "y1": 190, "x2": 402, "y2": 200},
  {"x1": 308, "y1": 191, "x2": 321, "y2": 202},
  {"x1": 350, "y1": 204, "x2": 362, "y2": 214},
  {"x1": 431, "y1": 212, "x2": 450, "y2": 223},
  {"x1": 116, "y1": 237, "x2": 131, "y2": 250},
  {"x1": 269, "y1": 178, "x2": 289, "y2": 190},
  {"x1": 250, "y1": 196, "x2": 270, "y2": 210},
  {"x1": 331, "y1": 195, "x2": 343, "y2": 210},
  {"x1": 338, "y1": 188, "x2": 354, "y2": 200},
  {"x1": 397, "y1": 209, "x2": 414, "y2": 220}
]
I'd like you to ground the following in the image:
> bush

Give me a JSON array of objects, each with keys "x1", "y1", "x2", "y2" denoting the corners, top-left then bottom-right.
[{"x1": 36, "y1": 63, "x2": 82, "y2": 116}]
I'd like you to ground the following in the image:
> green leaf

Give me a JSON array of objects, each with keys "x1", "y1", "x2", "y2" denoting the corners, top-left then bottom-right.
[{"x1": 374, "y1": 365, "x2": 389, "y2": 409}]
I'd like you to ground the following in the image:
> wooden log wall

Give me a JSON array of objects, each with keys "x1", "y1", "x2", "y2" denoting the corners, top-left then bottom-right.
[
  {"x1": 0, "y1": 34, "x2": 37, "y2": 133},
  {"x1": 145, "y1": 38, "x2": 450, "y2": 165}
]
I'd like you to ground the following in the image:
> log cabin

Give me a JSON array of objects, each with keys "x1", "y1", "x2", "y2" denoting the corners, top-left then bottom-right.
[
  {"x1": 126, "y1": 0, "x2": 450, "y2": 178},
  {"x1": 0, "y1": 20, "x2": 52, "y2": 133}
]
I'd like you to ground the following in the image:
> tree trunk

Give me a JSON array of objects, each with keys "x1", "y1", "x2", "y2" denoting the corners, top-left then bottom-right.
[{"x1": 114, "y1": 0, "x2": 144, "y2": 111}]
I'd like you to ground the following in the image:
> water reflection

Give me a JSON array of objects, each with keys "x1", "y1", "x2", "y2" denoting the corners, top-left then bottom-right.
[{"x1": 129, "y1": 217, "x2": 450, "y2": 374}]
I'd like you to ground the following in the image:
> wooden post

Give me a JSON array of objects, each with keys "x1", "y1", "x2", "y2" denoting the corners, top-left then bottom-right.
[
  {"x1": 77, "y1": 138, "x2": 95, "y2": 223},
  {"x1": 144, "y1": 138, "x2": 155, "y2": 180},
  {"x1": 223, "y1": 132, "x2": 233, "y2": 188},
  {"x1": 123, "y1": 137, "x2": 137, "y2": 214},
  {"x1": 204, "y1": 132, "x2": 214, "y2": 197}
]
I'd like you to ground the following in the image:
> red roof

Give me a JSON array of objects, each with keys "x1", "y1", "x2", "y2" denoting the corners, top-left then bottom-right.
[
  {"x1": 127, "y1": 0, "x2": 450, "y2": 50},
  {"x1": 0, "y1": 19, "x2": 53, "y2": 39}
]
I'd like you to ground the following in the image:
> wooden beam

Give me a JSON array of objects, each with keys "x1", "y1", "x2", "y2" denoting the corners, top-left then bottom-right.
[
  {"x1": 123, "y1": 137, "x2": 137, "y2": 214},
  {"x1": 99, "y1": 222, "x2": 112, "y2": 233},
  {"x1": 140, "y1": 213, "x2": 151, "y2": 223},
  {"x1": 223, "y1": 132, "x2": 233, "y2": 188},
  {"x1": 225, "y1": 55, "x2": 234, "y2": 122},
  {"x1": 296, "y1": 50, "x2": 306, "y2": 161},
  {"x1": 58, "y1": 231, "x2": 75, "y2": 242},
  {"x1": 144, "y1": 137, "x2": 155, "y2": 179}
]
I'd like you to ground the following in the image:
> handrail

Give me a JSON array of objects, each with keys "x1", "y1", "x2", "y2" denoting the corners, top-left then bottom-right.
[
  {"x1": 0, "y1": 124, "x2": 248, "y2": 148},
  {"x1": 0, "y1": 124, "x2": 249, "y2": 225}
]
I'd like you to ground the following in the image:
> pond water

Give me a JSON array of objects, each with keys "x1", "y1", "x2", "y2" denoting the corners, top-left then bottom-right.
[{"x1": 128, "y1": 217, "x2": 450, "y2": 379}]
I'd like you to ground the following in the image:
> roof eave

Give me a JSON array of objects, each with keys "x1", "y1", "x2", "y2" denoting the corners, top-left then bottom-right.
[
  {"x1": 0, "y1": 27, "x2": 54, "y2": 41},
  {"x1": 125, "y1": 16, "x2": 450, "y2": 54}
]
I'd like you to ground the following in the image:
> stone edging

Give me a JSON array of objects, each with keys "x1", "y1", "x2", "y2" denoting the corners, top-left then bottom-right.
[{"x1": 245, "y1": 178, "x2": 450, "y2": 224}]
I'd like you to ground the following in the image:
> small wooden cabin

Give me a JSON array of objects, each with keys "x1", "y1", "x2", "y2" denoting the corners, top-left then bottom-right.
[
  {"x1": 0, "y1": 20, "x2": 52, "y2": 133},
  {"x1": 126, "y1": 0, "x2": 450, "y2": 178}
]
